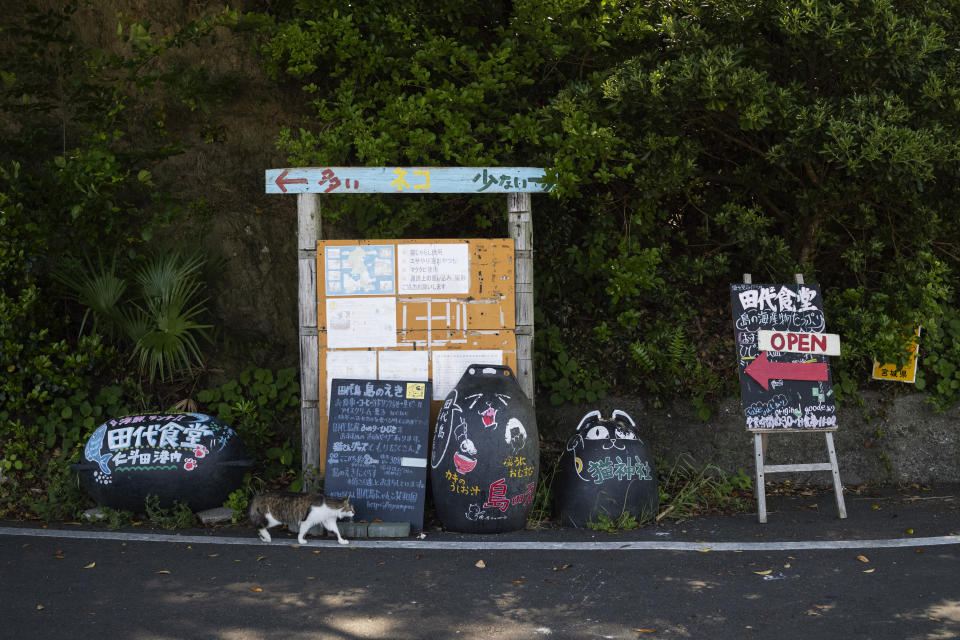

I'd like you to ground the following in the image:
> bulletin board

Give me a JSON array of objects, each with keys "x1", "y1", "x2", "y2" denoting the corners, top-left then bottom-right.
[{"x1": 317, "y1": 239, "x2": 516, "y2": 473}]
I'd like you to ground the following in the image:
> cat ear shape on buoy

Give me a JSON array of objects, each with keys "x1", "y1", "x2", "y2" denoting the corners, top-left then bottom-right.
[
  {"x1": 575, "y1": 410, "x2": 602, "y2": 432},
  {"x1": 610, "y1": 409, "x2": 636, "y2": 428}
]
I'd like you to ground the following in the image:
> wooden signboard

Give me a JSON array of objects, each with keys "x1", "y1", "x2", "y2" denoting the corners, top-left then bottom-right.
[
  {"x1": 324, "y1": 379, "x2": 431, "y2": 531},
  {"x1": 266, "y1": 166, "x2": 545, "y2": 487},
  {"x1": 730, "y1": 282, "x2": 837, "y2": 431},
  {"x1": 317, "y1": 239, "x2": 516, "y2": 474},
  {"x1": 266, "y1": 166, "x2": 553, "y2": 195},
  {"x1": 732, "y1": 276, "x2": 846, "y2": 523}
]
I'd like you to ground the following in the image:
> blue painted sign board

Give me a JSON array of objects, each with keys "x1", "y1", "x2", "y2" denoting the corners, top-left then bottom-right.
[{"x1": 266, "y1": 166, "x2": 553, "y2": 195}]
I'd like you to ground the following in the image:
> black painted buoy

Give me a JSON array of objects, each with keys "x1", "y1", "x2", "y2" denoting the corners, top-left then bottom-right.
[
  {"x1": 72, "y1": 412, "x2": 251, "y2": 512},
  {"x1": 554, "y1": 410, "x2": 658, "y2": 527},
  {"x1": 430, "y1": 365, "x2": 538, "y2": 533}
]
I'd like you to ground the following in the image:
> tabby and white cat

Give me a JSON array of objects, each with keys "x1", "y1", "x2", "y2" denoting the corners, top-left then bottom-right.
[{"x1": 248, "y1": 491, "x2": 354, "y2": 545}]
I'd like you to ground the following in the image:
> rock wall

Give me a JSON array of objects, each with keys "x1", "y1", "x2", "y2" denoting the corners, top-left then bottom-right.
[{"x1": 535, "y1": 391, "x2": 960, "y2": 486}]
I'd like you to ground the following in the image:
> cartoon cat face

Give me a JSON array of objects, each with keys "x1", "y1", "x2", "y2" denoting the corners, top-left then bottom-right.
[{"x1": 583, "y1": 420, "x2": 639, "y2": 441}]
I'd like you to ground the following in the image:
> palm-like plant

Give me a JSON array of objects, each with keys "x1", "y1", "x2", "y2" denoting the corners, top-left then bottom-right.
[
  {"x1": 56, "y1": 251, "x2": 212, "y2": 382},
  {"x1": 52, "y1": 252, "x2": 127, "y2": 341},
  {"x1": 124, "y1": 253, "x2": 211, "y2": 382}
]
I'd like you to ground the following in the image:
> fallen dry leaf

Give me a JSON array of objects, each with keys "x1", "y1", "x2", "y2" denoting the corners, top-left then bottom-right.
[
  {"x1": 856, "y1": 555, "x2": 869, "y2": 563},
  {"x1": 905, "y1": 529, "x2": 914, "y2": 535},
  {"x1": 256, "y1": 556, "x2": 266, "y2": 562},
  {"x1": 250, "y1": 587, "x2": 263, "y2": 592},
  {"x1": 697, "y1": 548, "x2": 712, "y2": 553},
  {"x1": 634, "y1": 629, "x2": 656, "y2": 633},
  {"x1": 863, "y1": 569, "x2": 875, "y2": 573},
  {"x1": 754, "y1": 570, "x2": 773, "y2": 575},
  {"x1": 208, "y1": 554, "x2": 219, "y2": 558},
  {"x1": 475, "y1": 560, "x2": 486, "y2": 568},
  {"x1": 156, "y1": 570, "x2": 171, "y2": 574},
  {"x1": 511, "y1": 580, "x2": 523, "y2": 584},
  {"x1": 83, "y1": 562, "x2": 96, "y2": 569},
  {"x1": 36, "y1": 605, "x2": 44, "y2": 611}
]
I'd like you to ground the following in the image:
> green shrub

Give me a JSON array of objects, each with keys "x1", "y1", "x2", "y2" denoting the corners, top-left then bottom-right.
[{"x1": 196, "y1": 367, "x2": 301, "y2": 482}]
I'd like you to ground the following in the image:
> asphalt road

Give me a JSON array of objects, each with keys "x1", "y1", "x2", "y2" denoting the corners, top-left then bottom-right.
[{"x1": 2, "y1": 485, "x2": 959, "y2": 640}]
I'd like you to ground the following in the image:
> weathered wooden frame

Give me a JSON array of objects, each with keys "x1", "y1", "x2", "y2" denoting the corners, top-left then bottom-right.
[{"x1": 268, "y1": 167, "x2": 548, "y2": 486}]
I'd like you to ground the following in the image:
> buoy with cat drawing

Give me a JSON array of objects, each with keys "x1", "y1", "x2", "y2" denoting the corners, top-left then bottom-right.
[{"x1": 430, "y1": 365, "x2": 538, "y2": 533}]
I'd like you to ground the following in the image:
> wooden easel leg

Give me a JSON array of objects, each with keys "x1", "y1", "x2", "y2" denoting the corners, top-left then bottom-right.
[
  {"x1": 754, "y1": 433, "x2": 768, "y2": 523},
  {"x1": 825, "y1": 432, "x2": 847, "y2": 519}
]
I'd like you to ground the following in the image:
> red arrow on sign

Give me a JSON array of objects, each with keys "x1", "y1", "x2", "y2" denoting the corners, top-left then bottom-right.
[
  {"x1": 745, "y1": 351, "x2": 829, "y2": 391},
  {"x1": 274, "y1": 169, "x2": 308, "y2": 193}
]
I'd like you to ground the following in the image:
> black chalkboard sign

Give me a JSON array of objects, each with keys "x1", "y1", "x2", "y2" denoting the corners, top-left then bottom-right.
[
  {"x1": 730, "y1": 283, "x2": 837, "y2": 431},
  {"x1": 325, "y1": 379, "x2": 431, "y2": 531}
]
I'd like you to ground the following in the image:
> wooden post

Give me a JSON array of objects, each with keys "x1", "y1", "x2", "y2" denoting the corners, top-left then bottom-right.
[
  {"x1": 298, "y1": 193, "x2": 321, "y2": 489},
  {"x1": 508, "y1": 193, "x2": 535, "y2": 404}
]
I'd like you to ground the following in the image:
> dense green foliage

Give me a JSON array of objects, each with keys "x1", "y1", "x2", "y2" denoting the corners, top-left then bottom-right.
[
  {"x1": 255, "y1": 0, "x2": 960, "y2": 409},
  {"x1": 3, "y1": 0, "x2": 960, "y2": 519},
  {"x1": 0, "y1": 3, "x2": 239, "y2": 517}
]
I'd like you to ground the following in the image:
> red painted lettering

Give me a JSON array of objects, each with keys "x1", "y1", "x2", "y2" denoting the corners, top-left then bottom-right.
[
  {"x1": 771, "y1": 333, "x2": 785, "y2": 350},
  {"x1": 811, "y1": 334, "x2": 827, "y2": 353},
  {"x1": 798, "y1": 333, "x2": 810, "y2": 352}
]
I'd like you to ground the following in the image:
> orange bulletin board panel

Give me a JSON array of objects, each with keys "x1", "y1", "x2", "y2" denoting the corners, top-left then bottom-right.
[{"x1": 317, "y1": 239, "x2": 516, "y2": 473}]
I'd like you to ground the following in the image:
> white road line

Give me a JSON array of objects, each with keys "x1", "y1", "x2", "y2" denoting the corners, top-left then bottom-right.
[{"x1": 0, "y1": 526, "x2": 957, "y2": 551}]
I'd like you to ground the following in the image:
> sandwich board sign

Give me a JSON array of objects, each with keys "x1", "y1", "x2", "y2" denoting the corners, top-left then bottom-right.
[
  {"x1": 730, "y1": 278, "x2": 847, "y2": 523},
  {"x1": 730, "y1": 282, "x2": 838, "y2": 431}
]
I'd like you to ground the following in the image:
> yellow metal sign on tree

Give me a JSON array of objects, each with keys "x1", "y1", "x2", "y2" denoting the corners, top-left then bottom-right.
[{"x1": 872, "y1": 327, "x2": 922, "y2": 384}]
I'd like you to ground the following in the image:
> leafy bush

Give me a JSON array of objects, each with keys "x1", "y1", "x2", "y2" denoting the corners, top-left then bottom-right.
[
  {"x1": 254, "y1": 0, "x2": 960, "y2": 412},
  {"x1": 196, "y1": 367, "x2": 301, "y2": 482},
  {"x1": 916, "y1": 310, "x2": 960, "y2": 411}
]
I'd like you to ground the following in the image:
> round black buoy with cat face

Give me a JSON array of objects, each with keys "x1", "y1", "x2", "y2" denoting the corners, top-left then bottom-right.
[
  {"x1": 554, "y1": 410, "x2": 658, "y2": 527},
  {"x1": 430, "y1": 365, "x2": 538, "y2": 533},
  {"x1": 72, "y1": 412, "x2": 251, "y2": 512}
]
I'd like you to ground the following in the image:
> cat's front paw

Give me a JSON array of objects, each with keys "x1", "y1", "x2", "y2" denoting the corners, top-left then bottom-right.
[
  {"x1": 337, "y1": 538, "x2": 349, "y2": 545},
  {"x1": 258, "y1": 529, "x2": 271, "y2": 542},
  {"x1": 297, "y1": 537, "x2": 308, "y2": 545}
]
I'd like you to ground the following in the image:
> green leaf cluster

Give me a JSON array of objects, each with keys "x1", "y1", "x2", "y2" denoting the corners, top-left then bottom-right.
[
  {"x1": 196, "y1": 367, "x2": 301, "y2": 477},
  {"x1": 254, "y1": 0, "x2": 960, "y2": 409}
]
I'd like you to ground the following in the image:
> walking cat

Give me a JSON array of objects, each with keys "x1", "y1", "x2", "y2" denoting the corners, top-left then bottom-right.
[{"x1": 248, "y1": 491, "x2": 354, "y2": 545}]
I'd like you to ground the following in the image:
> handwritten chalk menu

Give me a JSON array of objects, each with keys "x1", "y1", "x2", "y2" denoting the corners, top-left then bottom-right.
[
  {"x1": 325, "y1": 379, "x2": 431, "y2": 531},
  {"x1": 730, "y1": 283, "x2": 837, "y2": 431}
]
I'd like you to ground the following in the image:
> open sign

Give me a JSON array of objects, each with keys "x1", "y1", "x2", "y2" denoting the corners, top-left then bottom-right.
[{"x1": 757, "y1": 330, "x2": 841, "y2": 356}]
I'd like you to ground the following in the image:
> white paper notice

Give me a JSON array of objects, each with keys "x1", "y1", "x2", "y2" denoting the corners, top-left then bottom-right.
[
  {"x1": 398, "y1": 244, "x2": 470, "y2": 295},
  {"x1": 326, "y1": 297, "x2": 397, "y2": 348},
  {"x1": 378, "y1": 351, "x2": 429, "y2": 381},
  {"x1": 325, "y1": 350, "x2": 377, "y2": 405},
  {"x1": 431, "y1": 350, "x2": 503, "y2": 400}
]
